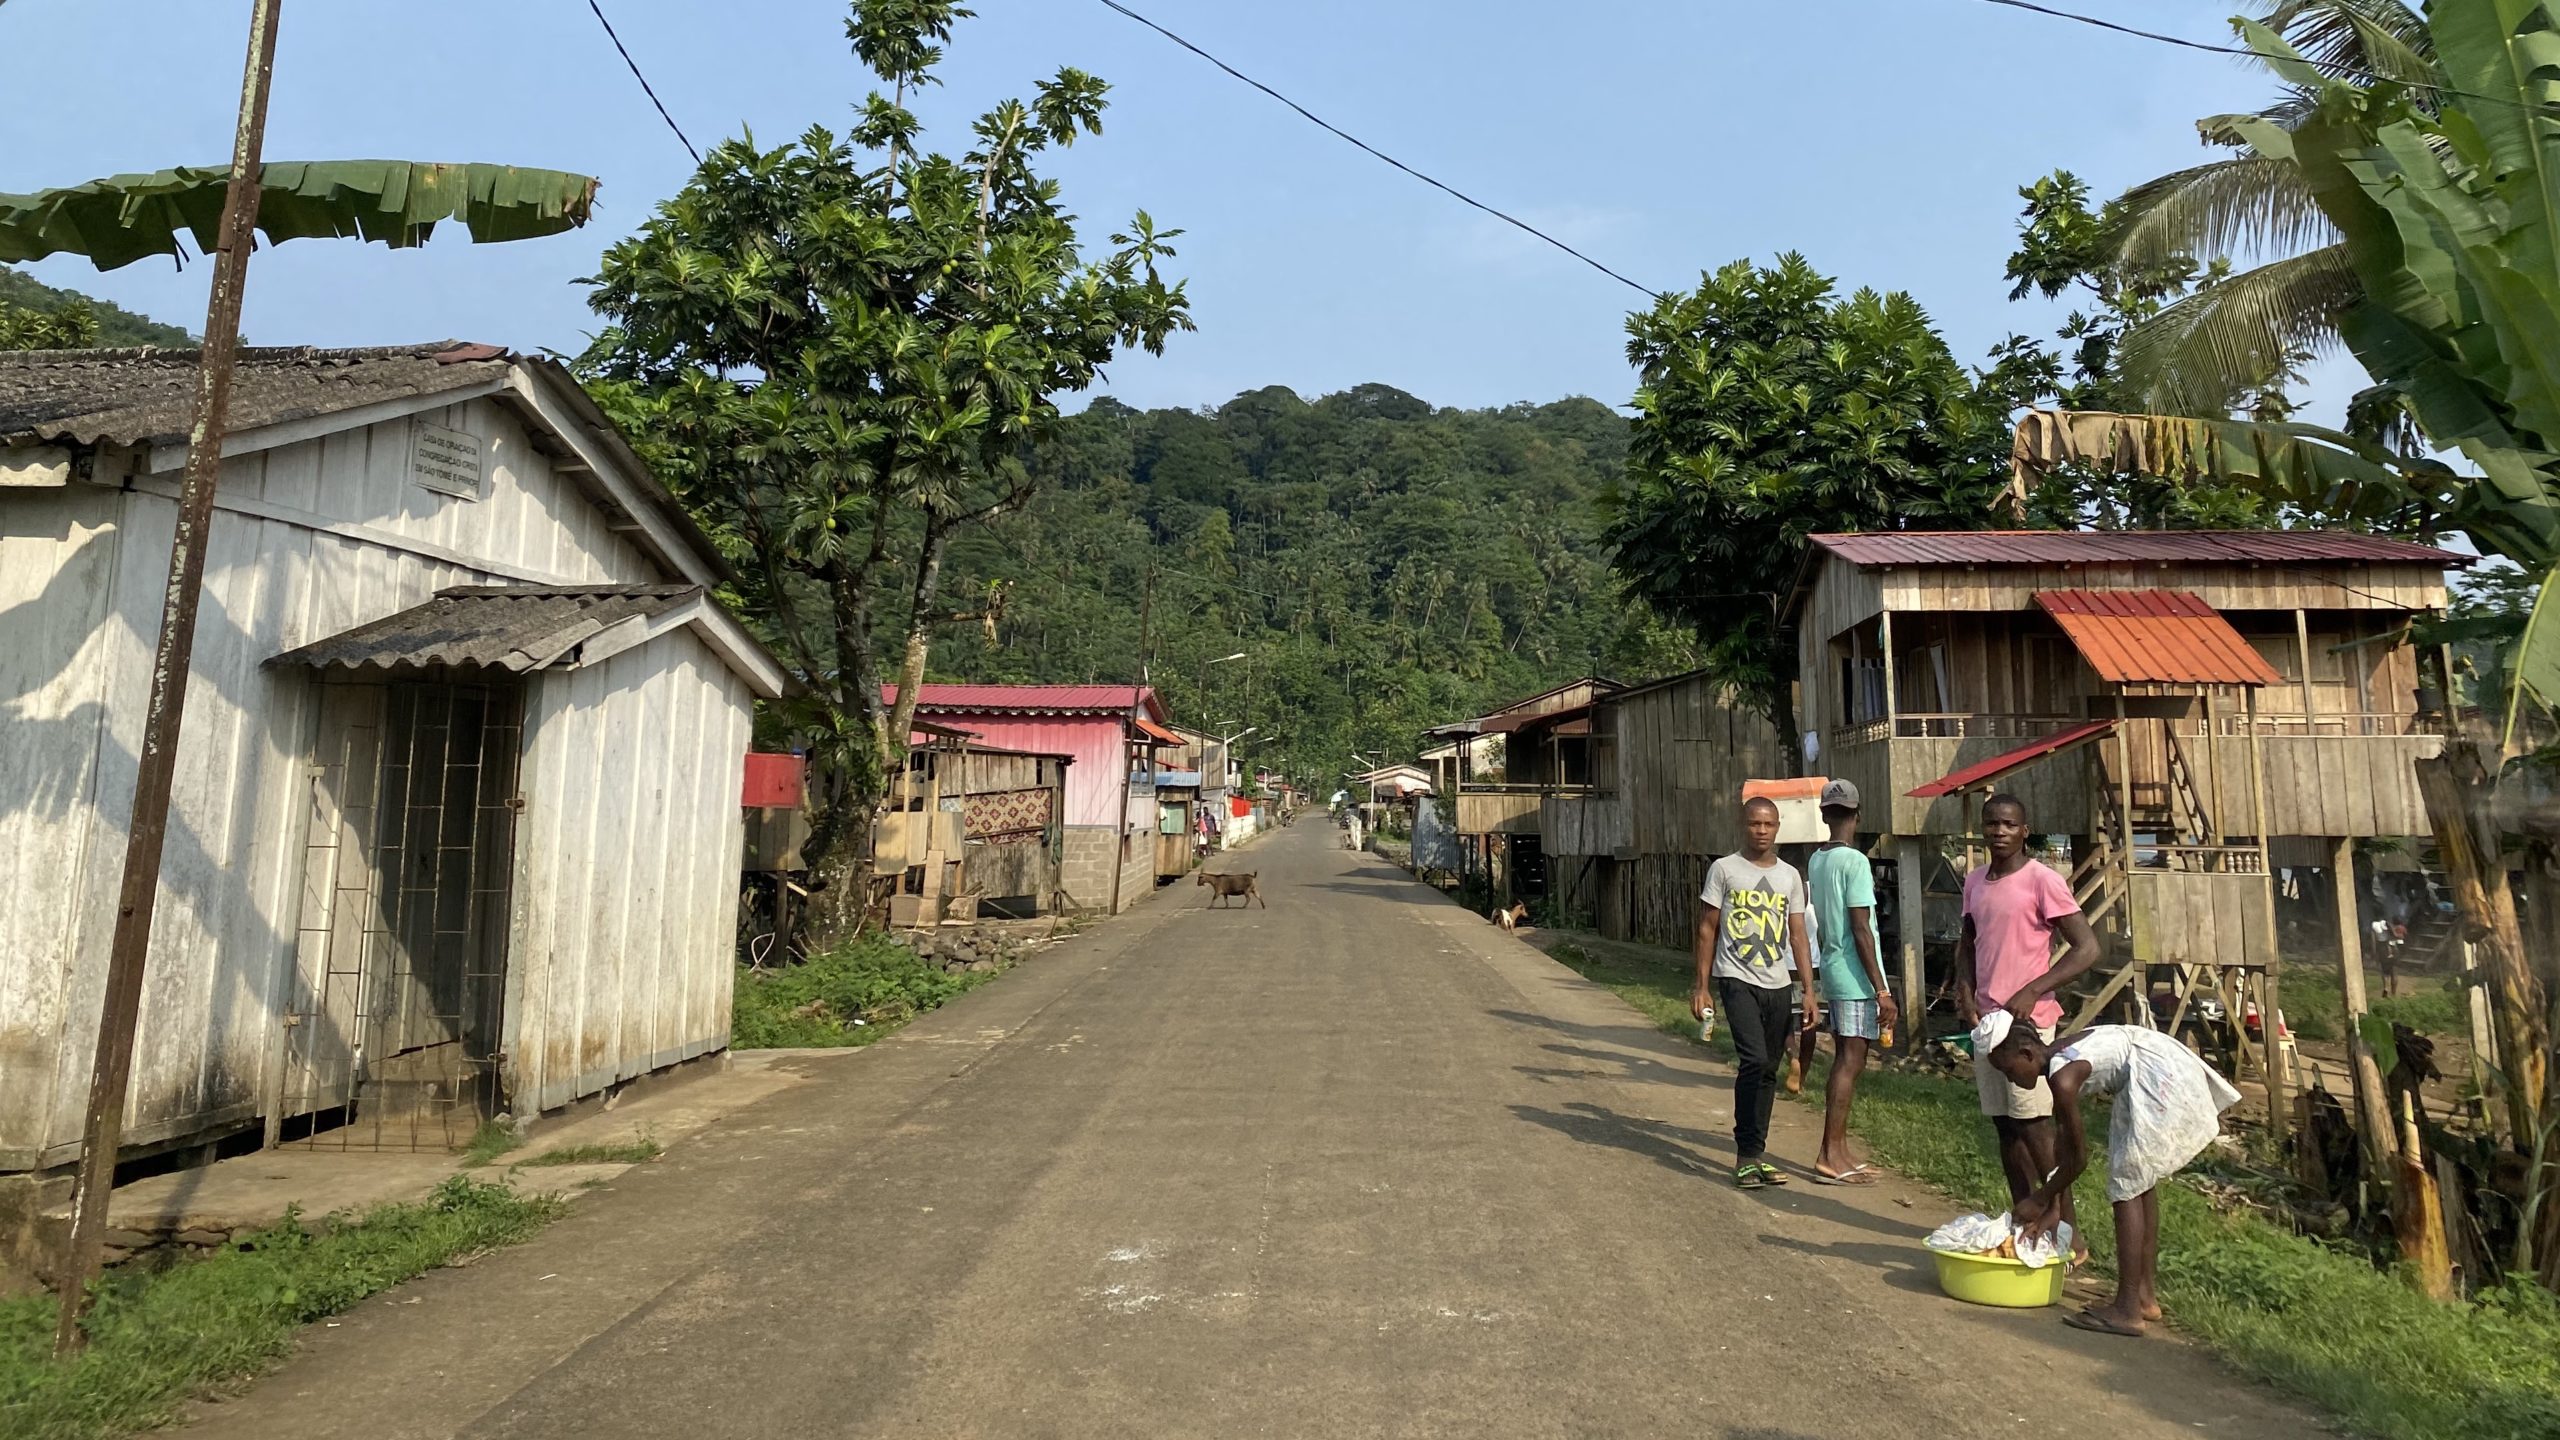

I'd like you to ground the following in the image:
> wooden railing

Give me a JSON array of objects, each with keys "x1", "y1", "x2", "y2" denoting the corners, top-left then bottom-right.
[
  {"x1": 2206, "y1": 712, "x2": 2429, "y2": 738},
  {"x1": 1832, "y1": 713, "x2": 2081, "y2": 745}
]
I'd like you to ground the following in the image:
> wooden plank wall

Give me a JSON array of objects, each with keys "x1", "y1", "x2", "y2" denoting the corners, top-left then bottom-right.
[
  {"x1": 2129, "y1": 870, "x2": 2274, "y2": 967},
  {"x1": 1879, "y1": 563, "x2": 2448, "y2": 615},
  {"x1": 508, "y1": 629, "x2": 752, "y2": 1113}
]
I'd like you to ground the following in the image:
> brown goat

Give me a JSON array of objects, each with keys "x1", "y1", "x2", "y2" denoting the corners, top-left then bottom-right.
[{"x1": 1195, "y1": 870, "x2": 1265, "y2": 909}]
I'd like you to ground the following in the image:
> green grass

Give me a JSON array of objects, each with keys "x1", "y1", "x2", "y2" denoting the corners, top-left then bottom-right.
[
  {"x1": 1538, "y1": 932, "x2": 2560, "y2": 1440},
  {"x1": 731, "y1": 934, "x2": 997, "y2": 1049},
  {"x1": 513, "y1": 1136, "x2": 661, "y2": 1168},
  {"x1": 458, "y1": 1118, "x2": 523, "y2": 1169},
  {"x1": 0, "y1": 1176, "x2": 561, "y2": 1440},
  {"x1": 2280, "y1": 961, "x2": 2473, "y2": 1059}
]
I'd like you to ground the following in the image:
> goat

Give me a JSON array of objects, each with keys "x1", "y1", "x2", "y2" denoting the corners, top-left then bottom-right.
[
  {"x1": 1196, "y1": 870, "x2": 1265, "y2": 909},
  {"x1": 1491, "y1": 902, "x2": 1528, "y2": 933}
]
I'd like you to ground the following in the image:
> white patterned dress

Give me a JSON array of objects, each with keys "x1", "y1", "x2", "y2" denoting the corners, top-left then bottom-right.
[{"x1": 2050, "y1": 1026, "x2": 2243, "y2": 1202}]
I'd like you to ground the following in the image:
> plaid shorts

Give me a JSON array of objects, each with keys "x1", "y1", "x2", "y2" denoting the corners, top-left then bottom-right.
[{"x1": 1827, "y1": 998, "x2": 1882, "y2": 1041}]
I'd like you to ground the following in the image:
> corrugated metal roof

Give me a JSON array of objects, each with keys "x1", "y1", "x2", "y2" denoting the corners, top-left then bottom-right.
[
  {"x1": 1907, "y1": 720, "x2": 2118, "y2": 798},
  {"x1": 2036, "y1": 589, "x2": 2284, "y2": 687},
  {"x1": 270, "y1": 584, "x2": 700, "y2": 674},
  {"x1": 0, "y1": 342, "x2": 513, "y2": 448},
  {"x1": 888, "y1": 683, "x2": 1164, "y2": 716},
  {"x1": 1810, "y1": 530, "x2": 2467, "y2": 568}
]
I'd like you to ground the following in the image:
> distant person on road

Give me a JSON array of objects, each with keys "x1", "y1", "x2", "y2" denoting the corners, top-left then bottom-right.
[
  {"x1": 1806, "y1": 779, "x2": 1897, "y2": 1184},
  {"x1": 1955, "y1": 793, "x2": 2101, "y2": 1258},
  {"x1": 1694, "y1": 796, "x2": 1817, "y2": 1189},
  {"x1": 1986, "y1": 1017, "x2": 2241, "y2": 1337}
]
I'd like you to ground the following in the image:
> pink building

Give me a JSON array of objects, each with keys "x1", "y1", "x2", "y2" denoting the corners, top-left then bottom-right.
[{"x1": 885, "y1": 685, "x2": 1180, "y2": 913}]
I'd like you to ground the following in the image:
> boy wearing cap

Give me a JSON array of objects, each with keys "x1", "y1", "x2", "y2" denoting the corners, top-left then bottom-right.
[{"x1": 1807, "y1": 779, "x2": 1896, "y2": 1183}]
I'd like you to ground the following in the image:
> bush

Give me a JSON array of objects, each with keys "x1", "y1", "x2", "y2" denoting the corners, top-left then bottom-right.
[{"x1": 731, "y1": 935, "x2": 993, "y2": 1049}]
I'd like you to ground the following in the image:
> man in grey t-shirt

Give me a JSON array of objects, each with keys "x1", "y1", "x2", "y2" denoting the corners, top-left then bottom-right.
[{"x1": 1693, "y1": 795, "x2": 1816, "y2": 1187}]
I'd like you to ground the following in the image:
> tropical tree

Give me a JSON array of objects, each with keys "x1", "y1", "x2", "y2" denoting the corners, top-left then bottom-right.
[
  {"x1": 582, "y1": 0, "x2": 1190, "y2": 917},
  {"x1": 1606, "y1": 255, "x2": 2020, "y2": 743},
  {"x1": 2101, "y1": 1, "x2": 2438, "y2": 415},
  {"x1": 0, "y1": 293, "x2": 96, "y2": 349},
  {"x1": 2016, "y1": 2, "x2": 2560, "y2": 1285}
]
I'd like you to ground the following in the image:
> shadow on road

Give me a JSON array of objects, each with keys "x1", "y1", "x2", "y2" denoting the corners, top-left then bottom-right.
[{"x1": 1754, "y1": 1232, "x2": 1941, "y2": 1298}]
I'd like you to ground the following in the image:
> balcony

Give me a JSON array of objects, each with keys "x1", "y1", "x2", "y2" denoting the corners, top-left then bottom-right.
[{"x1": 1454, "y1": 781, "x2": 1611, "y2": 840}]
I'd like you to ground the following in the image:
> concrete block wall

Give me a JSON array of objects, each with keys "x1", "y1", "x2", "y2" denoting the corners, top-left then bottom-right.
[{"x1": 1060, "y1": 826, "x2": 1156, "y2": 914}]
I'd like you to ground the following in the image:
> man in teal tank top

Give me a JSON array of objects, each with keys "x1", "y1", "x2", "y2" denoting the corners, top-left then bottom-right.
[{"x1": 1807, "y1": 779, "x2": 1897, "y2": 1183}]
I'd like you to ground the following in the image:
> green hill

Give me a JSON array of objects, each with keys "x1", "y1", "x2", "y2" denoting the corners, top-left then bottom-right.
[
  {"x1": 0, "y1": 268, "x2": 193, "y2": 347},
  {"x1": 927, "y1": 384, "x2": 1696, "y2": 772}
]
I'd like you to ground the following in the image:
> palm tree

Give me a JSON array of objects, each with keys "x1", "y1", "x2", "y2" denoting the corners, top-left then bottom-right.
[{"x1": 2103, "y1": 1, "x2": 2437, "y2": 416}]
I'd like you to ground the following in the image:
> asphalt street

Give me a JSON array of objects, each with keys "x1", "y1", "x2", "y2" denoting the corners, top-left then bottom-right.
[{"x1": 184, "y1": 822, "x2": 2312, "y2": 1439}]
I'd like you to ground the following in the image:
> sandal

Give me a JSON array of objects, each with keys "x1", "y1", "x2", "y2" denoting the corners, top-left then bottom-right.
[
  {"x1": 1736, "y1": 1165, "x2": 1766, "y2": 1189},
  {"x1": 1756, "y1": 1163, "x2": 1792, "y2": 1186},
  {"x1": 1814, "y1": 1164, "x2": 1880, "y2": 1185},
  {"x1": 2063, "y1": 1309, "x2": 2147, "y2": 1338}
]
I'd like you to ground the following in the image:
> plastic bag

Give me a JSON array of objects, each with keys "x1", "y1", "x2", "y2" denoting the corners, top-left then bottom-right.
[{"x1": 1923, "y1": 1212, "x2": 2074, "y2": 1270}]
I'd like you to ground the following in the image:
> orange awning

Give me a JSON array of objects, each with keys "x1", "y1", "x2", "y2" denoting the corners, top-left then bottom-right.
[
  {"x1": 1907, "y1": 720, "x2": 2117, "y2": 799},
  {"x1": 1134, "y1": 716, "x2": 1186, "y2": 747},
  {"x1": 2035, "y1": 589, "x2": 2282, "y2": 687}
]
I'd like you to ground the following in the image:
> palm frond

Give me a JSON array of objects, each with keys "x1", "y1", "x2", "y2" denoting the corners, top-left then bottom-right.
[
  {"x1": 2259, "y1": 0, "x2": 2436, "y2": 86},
  {"x1": 2111, "y1": 154, "x2": 2337, "y2": 268},
  {"x1": 2117, "y1": 244, "x2": 2361, "y2": 415}
]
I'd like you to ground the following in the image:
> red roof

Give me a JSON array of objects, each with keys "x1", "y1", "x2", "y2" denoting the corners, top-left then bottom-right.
[
  {"x1": 1134, "y1": 716, "x2": 1185, "y2": 746},
  {"x1": 1810, "y1": 530, "x2": 2467, "y2": 569},
  {"x1": 1907, "y1": 720, "x2": 2117, "y2": 799},
  {"x1": 885, "y1": 683, "x2": 1160, "y2": 716},
  {"x1": 2036, "y1": 590, "x2": 2283, "y2": 687}
]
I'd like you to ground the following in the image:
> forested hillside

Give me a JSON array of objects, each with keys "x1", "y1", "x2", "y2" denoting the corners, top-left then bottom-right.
[
  {"x1": 930, "y1": 384, "x2": 1696, "y2": 775},
  {"x1": 0, "y1": 269, "x2": 192, "y2": 347}
]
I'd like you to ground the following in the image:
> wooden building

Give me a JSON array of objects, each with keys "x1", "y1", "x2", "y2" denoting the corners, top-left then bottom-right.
[
  {"x1": 0, "y1": 344, "x2": 789, "y2": 1173},
  {"x1": 878, "y1": 724, "x2": 1072, "y2": 920},
  {"x1": 1786, "y1": 529, "x2": 2468, "y2": 1071}
]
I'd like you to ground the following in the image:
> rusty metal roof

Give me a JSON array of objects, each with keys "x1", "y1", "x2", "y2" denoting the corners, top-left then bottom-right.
[
  {"x1": 1809, "y1": 530, "x2": 2467, "y2": 569},
  {"x1": 1907, "y1": 720, "x2": 2118, "y2": 798},
  {"x1": 887, "y1": 684, "x2": 1168, "y2": 718},
  {"x1": 270, "y1": 584, "x2": 701, "y2": 674},
  {"x1": 2036, "y1": 589, "x2": 2284, "y2": 687},
  {"x1": 0, "y1": 341, "x2": 512, "y2": 448}
]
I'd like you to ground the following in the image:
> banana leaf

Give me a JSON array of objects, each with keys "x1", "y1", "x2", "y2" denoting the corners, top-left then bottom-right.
[
  {"x1": 0, "y1": 161, "x2": 599, "y2": 270},
  {"x1": 2510, "y1": 566, "x2": 2560, "y2": 746},
  {"x1": 2009, "y1": 407, "x2": 2450, "y2": 521}
]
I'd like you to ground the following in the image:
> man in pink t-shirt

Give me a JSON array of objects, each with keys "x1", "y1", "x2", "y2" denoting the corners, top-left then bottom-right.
[{"x1": 1956, "y1": 793, "x2": 2101, "y2": 1250}]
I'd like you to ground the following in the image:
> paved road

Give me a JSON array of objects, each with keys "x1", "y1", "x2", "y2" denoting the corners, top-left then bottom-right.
[{"x1": 190, "y1": 824, "x2": 2309, "y2": 1439}]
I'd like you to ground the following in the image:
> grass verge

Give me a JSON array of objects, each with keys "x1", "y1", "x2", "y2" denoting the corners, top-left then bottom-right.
[
  {"x1": 0, "y1": 1176, "x2": 561, "y2": 1440},
  {"x1": 514, "y1": 1136, "x2": 662, "y2": 1168},
  {"x1": 2278, "y1": 961, "x2": 2471, "y2": 1053},
  {"x1": 1539, "y1": 932, "x2": 2560, "y2": 1440},
  {"x1": 732, "y1": 934, "x2": 996, "y2": 1049}
]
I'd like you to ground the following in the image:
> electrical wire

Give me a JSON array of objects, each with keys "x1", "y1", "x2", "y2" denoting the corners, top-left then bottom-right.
[
  {"x1": 1090, "y1": 0, "x2": 1662, "y2": 300},
  {"x1": 586, "y1": 0, "x2": 700, "y2": 166}
]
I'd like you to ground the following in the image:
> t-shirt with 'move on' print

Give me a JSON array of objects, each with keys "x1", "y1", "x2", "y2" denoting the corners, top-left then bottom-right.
[{"x1": 1700, "y1": 853, "x2": 1808, "y2": 991}]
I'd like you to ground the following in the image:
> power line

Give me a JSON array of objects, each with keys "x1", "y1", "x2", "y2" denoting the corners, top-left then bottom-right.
[
  {"x1": 1091, "y1": 0, "x2": 1662, "y2": 300},
  {"x1": 586, "y1": 0, "x2": 700, "y2": 166}
]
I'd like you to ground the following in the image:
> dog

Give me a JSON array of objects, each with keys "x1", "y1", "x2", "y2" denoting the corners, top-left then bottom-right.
[
  {"x1": 1491, "y1": 902, "x2": 1528, "y2": 933},
  {"x1": 1196, "y1": 870, "x2": 1265, "y2": 909}
]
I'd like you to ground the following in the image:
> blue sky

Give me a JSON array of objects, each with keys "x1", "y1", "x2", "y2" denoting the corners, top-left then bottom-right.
[{"x1": 3, "y1": 0, "x2": 2353, "y2": 417}]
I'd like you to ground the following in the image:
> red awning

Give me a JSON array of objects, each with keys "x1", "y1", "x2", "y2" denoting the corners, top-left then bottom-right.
[
  {"x1": 1134, "y1": 716, "x2": 1186, "y2": 747},
  {"x1": 1906, "y1": 719, "x2": 2117, "y2": 799},
  {"x1": 2035, "y1": 590, "x2": 2283, "y2": 687}
]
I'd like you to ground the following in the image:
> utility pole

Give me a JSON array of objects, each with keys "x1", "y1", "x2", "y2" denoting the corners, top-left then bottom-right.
[
  {"x1": 1136, "y1": 561, "x2": 1156, "y2": 684},
  {"x1": 54, "y1": 0, "x2": 281, "y2": 1357}
]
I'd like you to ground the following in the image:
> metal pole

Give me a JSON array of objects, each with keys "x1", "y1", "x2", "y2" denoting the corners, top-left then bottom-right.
[{"x1": 54, "y1": 0, "x2": 281, "y2": 1358}]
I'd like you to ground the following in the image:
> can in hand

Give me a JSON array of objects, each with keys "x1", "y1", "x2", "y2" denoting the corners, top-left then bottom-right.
[{"x1": 1697, "y1": 1008, "x2": 1716, "y2": 1045}]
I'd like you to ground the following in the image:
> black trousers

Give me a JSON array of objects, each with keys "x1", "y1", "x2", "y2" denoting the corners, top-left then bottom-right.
[{"x1": 1717, "y1": 975, "x2": 1798, "y2": 1164}]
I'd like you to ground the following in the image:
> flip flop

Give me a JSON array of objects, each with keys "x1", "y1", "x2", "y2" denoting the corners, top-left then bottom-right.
[
  {"x1": 2062, "y1": 1309, "x2": 2147, "y2": 1338},
  {"x1": 1814, "y1": 1165, "x2": 1880, "y2": 1185},
  {"x1": 1756, "y1": 1163, "x2": 1792, "y2": 1186},
  {"x1": 1735, "y1": 1165, "x2": 1765, "y2": 1189}
]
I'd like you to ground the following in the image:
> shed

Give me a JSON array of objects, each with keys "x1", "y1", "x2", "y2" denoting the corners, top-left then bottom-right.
[
  {"x1": 0, "y1": 343, "x2": 787, "y2": 1170},
  {"x1": 883, "y1": 684, "x2": 1177, "y2": 913}
]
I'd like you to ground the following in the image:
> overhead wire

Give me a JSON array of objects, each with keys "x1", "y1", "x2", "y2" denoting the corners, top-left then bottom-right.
[
  {"x1": 586, "y1": 0, "x2": 701, "y2": 166},
  {"x1": 1090, "y1": 0, "x2": 1663, "y2": 300}
]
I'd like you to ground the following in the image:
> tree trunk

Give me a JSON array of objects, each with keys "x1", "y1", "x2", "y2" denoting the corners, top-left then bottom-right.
[
  {"x1": 2414, "y1": 739, "x2": 2550, "y2": 1150},
  {"x1": 881, "y1": 517, "x2": 952, "y2": 774},
  {"x1": 2394, "y1": 1090, "x2": 2457, "y2": 1302}
]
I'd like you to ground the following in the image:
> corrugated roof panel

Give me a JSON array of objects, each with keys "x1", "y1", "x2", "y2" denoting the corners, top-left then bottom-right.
[
  {"x1": 1907, "y1": 720, "x2": 2118, "y2": 798},
  {"x1": 2035, "y1": 589, "x2": 2284, "y2": 686},
  {"x1": 269, "y1": 584, "x2": 700, "y2": 673},
  {"x1": 1810, "y1": 530, "x2": 2467, "y2": 569},
  {"x1": 0, "y1": 342, "x2": 514, "y2": 448},
  {"x1": 886, "y1": 683, "x2": 1151, "y2": 714}
]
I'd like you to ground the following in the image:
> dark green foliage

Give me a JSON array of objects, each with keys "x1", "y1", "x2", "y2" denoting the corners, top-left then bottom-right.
[
  {"x1": 731, "y1": 935, "x2": 990, "y2": 1048},
  {"x1": 0, "y1": 1177, "x2": 559, "y2": 1440},
  {"x1": 1607, "y1": 255, "x2": 2016, "y2": 741},
  {"x1": 924, "y1": 385, "x2": 1694, "y2": 772},
  {"x1": 0, "y1": 269, "x2": 190, "y2": 348}
]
